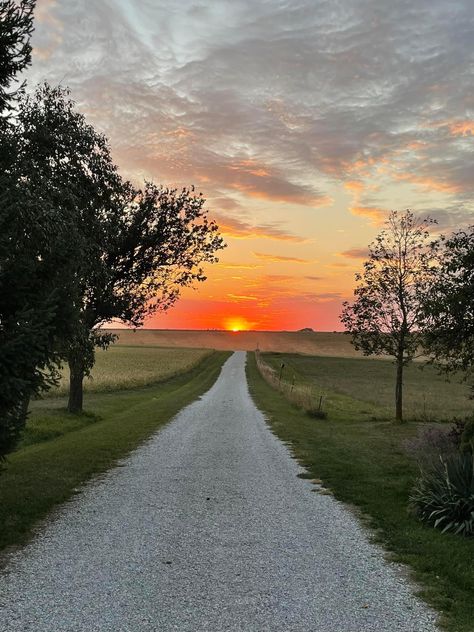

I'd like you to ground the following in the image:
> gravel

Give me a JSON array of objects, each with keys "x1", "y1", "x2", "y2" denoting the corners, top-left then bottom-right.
[{"x1": 0, "y1": 351, "x2": 439, "y2": 631}]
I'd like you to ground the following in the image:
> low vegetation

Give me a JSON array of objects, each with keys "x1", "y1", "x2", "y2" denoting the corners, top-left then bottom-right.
[
  {"x1": 261, "y1": 352, "x2": 472, "y2": 421},
  {"x1": 248, "y1": 352, "x2": 474, "y2": 632},
  {"x1": 410, "y1": 451, "x2": 474, "y2": 537},
  {"x1": 0, "y1": 351, "x2": 229, "y2": 554}
]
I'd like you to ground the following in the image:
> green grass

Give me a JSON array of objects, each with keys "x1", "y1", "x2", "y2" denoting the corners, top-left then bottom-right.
[
  {"x1": 0, "y1": 351, "x2": 230, "y2": 555},
  {"x1": 246, "y1": 352, "x2": 474, "y2": 632},
  {"x1": 263, "y1": 352, "x2": 472, "y2": 421},
  {"x1": 44, "y1": 346, "x2": 213, "y2": 397}
]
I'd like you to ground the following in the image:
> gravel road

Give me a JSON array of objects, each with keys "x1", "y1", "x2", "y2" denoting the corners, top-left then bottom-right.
[{"x1": 0, "y1": 351, "x2": 438, "y2": 631}]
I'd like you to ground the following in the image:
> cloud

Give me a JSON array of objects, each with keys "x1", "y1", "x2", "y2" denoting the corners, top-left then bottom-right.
[
  {"x1": 447, "y1": 120, "x2": 474, "y2": 137},
  {"x1": 338, "y1": 248, "x2": 369, "y2": 259},
  {"x1": 217, "y1": 262, "x2": 262, "y2": 270},
  {"x1": 212, "y1": 213, "x2": 309, "y2": 242},
  {"x1": 349, "y1": 205, "x2": 387, "y2": 225},
  {"x1": 253, "y1": 252, "x2": 314, "y2": 264},
  {"x1": 227, "y1": 293, "x2": 259, "y2": 301},
  {"x1": 27, "y1": 0, "x2": 474, "y2": 235}
]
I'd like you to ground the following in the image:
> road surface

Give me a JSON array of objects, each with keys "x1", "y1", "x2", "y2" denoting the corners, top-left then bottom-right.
[{"x1": 0, "y1": 352, "x2": 438, "y2": 631}]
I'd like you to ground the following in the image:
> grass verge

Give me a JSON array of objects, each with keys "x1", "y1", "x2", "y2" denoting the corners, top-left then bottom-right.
[
  {"x1": 0, "y1": 351, "x2": 230, "y2": 556},
  {"x1": 246, "y1": 352, "x2": 474, "y2": 632}
]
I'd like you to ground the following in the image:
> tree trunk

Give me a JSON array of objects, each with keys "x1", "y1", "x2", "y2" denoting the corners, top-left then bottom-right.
[
  {"x1": 395, "y1": 354, "x2": 404, "y2": 423},
  {"x1": 68, "y1": 357, "x2": 84, "y2": 414}
]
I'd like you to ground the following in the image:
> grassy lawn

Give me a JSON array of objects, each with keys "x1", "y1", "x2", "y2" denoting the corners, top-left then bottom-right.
[
  {"x1": 263, "y1": 352, "x2": 472, "y2": 421},
  {"x1": 44, "y1": 346, "x2": 213, "y2": 397},
  {"x1": 0, "y1": 350, "x2": 230, "y2": 556},
  {"x1": 246, "y1": 352, "x2": 474, "y2": 632}
]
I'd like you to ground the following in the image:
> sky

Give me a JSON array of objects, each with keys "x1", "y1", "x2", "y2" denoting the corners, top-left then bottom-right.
[{"x1": 28, "y1": 0, "x2": 474, "y2": 331}]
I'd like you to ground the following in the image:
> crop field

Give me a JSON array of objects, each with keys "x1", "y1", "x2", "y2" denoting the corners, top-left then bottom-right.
[
  {"x1": 45, "y1": 346, "x2": 213, "y2": 397},
  {"x1": 106, "y1": 329, "x2": 364, "y2": 356},
  {"x1": 262, "y1": 352, "x2": 472, "y2": 421}
]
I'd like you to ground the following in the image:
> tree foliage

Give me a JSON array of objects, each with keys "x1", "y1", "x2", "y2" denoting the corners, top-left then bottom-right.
[
  {"x1": 65, "y1": 180, "x2": 225, "y2": 412},
  {"x1": 16, "y1": 85, "x2": 225, "y2": 413},
  {"x1": 0, "y1": 0, "x2": 35, "y2": 113},
  {"x1": 424, "y1": 227, "x2": 474, "y2": 376},
  {"x1": 0, "y1": 0, "x2": 50, "y2": 460},
  {"x1": 340, "y1": 210, "x2": 436, "y2": 421}
]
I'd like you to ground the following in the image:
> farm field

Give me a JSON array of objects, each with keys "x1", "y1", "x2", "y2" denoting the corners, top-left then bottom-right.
[
  {"x1": 247, "y1": 353, "x2": 474, "y2": 632},
  {"x1": 262, "y1": 352, "x2": 472, "y2": 421},
  {"x1": 106, "y1": 328, "x2": 364, "y2": 356},
  {"x1": 45, "y1": 346, "x2": 213, "y2": 397},
  {"x1": 1, "y1": 350, "x2": 230, "y2": 554}
]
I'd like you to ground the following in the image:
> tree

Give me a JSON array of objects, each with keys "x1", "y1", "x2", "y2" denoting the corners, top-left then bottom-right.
[
  {"x1": 424, "y1": 227, "x2": 474, "y2": 377},
  {"x1": 16, "y1": 85, "x2": 225, "y2": 413},
  {"x1": 65, "y1": 182, "x2": 225, "y2": 413},
  {"x1": 0, "y1": 0, "x2": 35, "y2": 113},
  {"x1": 340, "y1": 210, "x2": 436, "y2": 422},
  {"x1": 0, "y1": 0, "x2": 54, "y2": 460}
]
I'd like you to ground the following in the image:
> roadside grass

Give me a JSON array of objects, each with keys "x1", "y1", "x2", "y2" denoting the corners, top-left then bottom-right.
[
  {"x1": 246, "y1": 352, "x2": 474, "y2": 632},
  {"x1": 0, "y1": 351, "x2": 230, "y2": 555},
  {"x1": 44, "y1": 346, "x2": 213, "y2": 397},
  {"x1": 262, "y1": 352, "x2": 472, "y2": 421}
]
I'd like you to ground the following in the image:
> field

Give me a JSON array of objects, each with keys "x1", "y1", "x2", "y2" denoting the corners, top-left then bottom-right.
[
  {"x1": 45, "y1": 346, "x2": 213, "y2": 397},
  {"x1": 262, "y1": 352, "x2": 472, "y2": 421},
  {"x1": 247, "y1": 353, "x2": 474, "y2": 632},
  {"x1": 1, "y1": 349, "x2": 230, "y2": 554},
  {"x1": 107, "y1": 329, "x2": 363, "y2": 356}
]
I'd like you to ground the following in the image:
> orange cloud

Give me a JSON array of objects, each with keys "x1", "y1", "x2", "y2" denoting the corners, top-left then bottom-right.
[
  {"x1": 344, "y1": 180, "x2": 365, "y2": 193},
  {"x1": 227, "y1": 293, "x2": 259, "y2": 301},
  {"x1": 349, "y1": 205, "x2": 386, "y2": 225},
  {"x1": 254, "y1": 252, "x2": 313, "y2": 264},
  {"x1": 339, "y1": 248, "x2": 369, "y2": 259},
  {"x1": 214, "y1": 214, "x2": 308, "y2": 243},
  {"x1": 447, "y1": 120, "x2": 474, "y2": 137},
  {"x1": 217, "y1": 262, "x2": 262, "y2": 270},
  {"x1": 395, "y1": 173, "x2": 461, "y2": 194}
]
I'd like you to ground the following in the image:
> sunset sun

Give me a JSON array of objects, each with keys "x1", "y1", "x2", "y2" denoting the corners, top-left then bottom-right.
[{"x1": 224, "y1": 317, "x2": 249, "y2": 332}]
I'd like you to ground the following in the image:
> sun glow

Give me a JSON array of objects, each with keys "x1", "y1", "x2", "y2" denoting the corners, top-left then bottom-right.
[{"x1": 224, "y1": 317, "x2": 250, "y2": 332}]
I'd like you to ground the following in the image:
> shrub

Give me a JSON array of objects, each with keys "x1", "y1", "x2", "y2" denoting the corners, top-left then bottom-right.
[
  {"x1": 403, "y1": 424, "x2": 457, "y2": 468},
  {"x1": 409, "y1": 452, "x2": 474, "y2": 537}
]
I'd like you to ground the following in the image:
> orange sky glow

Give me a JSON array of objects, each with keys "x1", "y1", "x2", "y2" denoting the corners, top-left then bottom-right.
[{"x1": 30, "y1": 0, "x2": 474, "y2": 331}]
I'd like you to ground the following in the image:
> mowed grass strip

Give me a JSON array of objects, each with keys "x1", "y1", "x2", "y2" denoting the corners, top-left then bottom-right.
[
  {"x1": 45, "y1": 346, "x2": 213, "y2": 397},
  {"x1": 246, "y1": 353, "x2": 474, "y2": 632},
  {"x1": 0, "y1": 351, "x2": 230, "y2": 555},
  {"x1": 263, "y1": 352, "x2": 472, "y2": 421}
]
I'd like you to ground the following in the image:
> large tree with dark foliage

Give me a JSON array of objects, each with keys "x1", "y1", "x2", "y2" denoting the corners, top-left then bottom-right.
[
  {"x1": 65, "y1": 181, "x2": 225, "y2": 413},
  {"x1": 424, "y1": 227, "x2": 474, "y2": 377},
  {"x1": 0, "y1": 0, "x2": 46, "y2": 460},
  {"x1": 17, "y1": 85, "x2": 225, "y2": 413},
  {"x1": 0, "y1": 0, "x2": 34, "y2": 112},
  {"x1": 341, "y1": 211, "x2": 436, "y2": 422}
]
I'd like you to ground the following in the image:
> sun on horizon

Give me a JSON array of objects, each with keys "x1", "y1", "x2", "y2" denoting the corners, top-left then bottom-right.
[{"x1": 224, "y1": 317, "x2": 251, "y2": 333}]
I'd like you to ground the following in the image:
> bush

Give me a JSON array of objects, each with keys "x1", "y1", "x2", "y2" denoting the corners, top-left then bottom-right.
[
  {"x1": 409, "y1": 452, "x2": 474, "y2": 537},
  {"x1": 404, "y1": 424, "x2": 457, "y2": 468}
]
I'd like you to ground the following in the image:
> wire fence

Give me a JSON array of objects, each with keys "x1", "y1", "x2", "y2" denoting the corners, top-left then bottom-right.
[{"x1": 255, "y1": 350, "x2": 327, "y2": 418}]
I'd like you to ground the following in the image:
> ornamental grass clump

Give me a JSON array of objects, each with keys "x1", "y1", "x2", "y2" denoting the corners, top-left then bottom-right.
[{"x1": 409, "y1": 452, "x2": 474, "y2": 537}]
